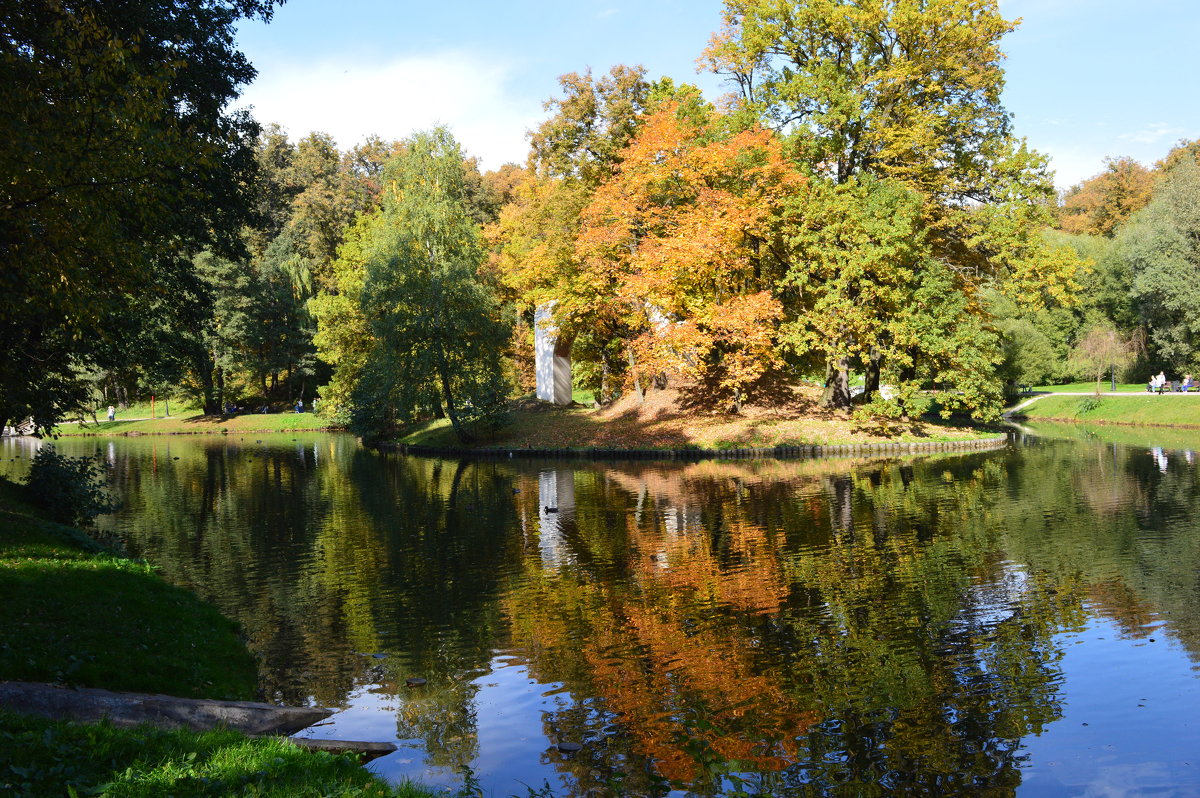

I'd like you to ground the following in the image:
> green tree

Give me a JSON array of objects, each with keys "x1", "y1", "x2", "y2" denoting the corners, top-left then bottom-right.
[
  {"x1": 1124, "y1": 159, "x2": 1200, "y2": 373},
  {"x1": 1069, "y1": 324, "x2": 1137, "y2": 394},
  {"x1": 351, "y1": 127, "x2": 510, "y2": 443},
  {"x1": 0, "y1": 0, "x2": 278, "y2": 433},
  {"x1": 309, "y1": 215, "x2": 377, "y2": 424},
  {"x1": 703, "y1": 0, "x2": 1081, "y2": 414}
]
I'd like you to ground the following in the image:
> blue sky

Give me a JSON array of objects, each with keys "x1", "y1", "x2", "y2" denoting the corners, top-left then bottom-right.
[{"x1": 234, "y1": 0, "x2": 1199, "y2": 189}]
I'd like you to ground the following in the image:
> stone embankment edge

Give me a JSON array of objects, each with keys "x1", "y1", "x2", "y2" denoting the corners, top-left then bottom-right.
[
  {"x1": 53, "y1": 426, "x2": 341, "y2": 437},
  {"x1": 386, "y1": 435, "x2": 1010, "y2": 462}
]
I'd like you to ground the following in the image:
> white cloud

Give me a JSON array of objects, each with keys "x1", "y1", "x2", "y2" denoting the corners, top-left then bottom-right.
[
  {"x1": 1118, "y1": 122, "x2": 1185, "y2": 146},
  {"x1": 1045, "y1": 148, "x2": 1107, "y2": 190},
  {"x1": 234, "y1": 51, "x2": 541, "y2": 169}
]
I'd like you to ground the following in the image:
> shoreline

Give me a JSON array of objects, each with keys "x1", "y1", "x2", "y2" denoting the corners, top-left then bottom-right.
[
  {"x1": 52, "y1": 426, "x2": 341, "y2": 437},
  {"x1": 388, "y1": 434, "x2": 1012, "y2": 461},
  {"x1": 0, "y1": 477, "x2": 434, "y2": 797},
  {"x1": 1010, "y1": 414, "x2": 1200, "y2": 431},
  {"x1": 1006, "y1": 392, "x2": 1200, "y2": 429}
]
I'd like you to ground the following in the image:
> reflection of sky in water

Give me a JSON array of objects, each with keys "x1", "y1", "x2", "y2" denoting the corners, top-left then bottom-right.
[
  {"x1": 1019, "y1": 617, "x2": 1200, "y2": 797},
  {"x1": 299, "y1": 657, "x2": 580, "y2": 796}
]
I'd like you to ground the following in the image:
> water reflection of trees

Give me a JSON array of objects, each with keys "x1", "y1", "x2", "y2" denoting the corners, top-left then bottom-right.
[
  {"x1": 503, "y1": 457, "x2": 1078, "y2": 796},
  {"x1": 81, "y1": 433, "x2": 1200, "y2": 796}
]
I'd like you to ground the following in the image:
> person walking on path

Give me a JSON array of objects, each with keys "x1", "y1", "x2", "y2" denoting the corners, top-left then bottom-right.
[{"x1": 106, "y1": 405, "x2": 115, "y2": 422}]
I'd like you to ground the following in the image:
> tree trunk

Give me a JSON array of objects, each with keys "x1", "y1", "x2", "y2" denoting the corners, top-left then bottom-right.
[
  {"x1": 216, "y1": 366, "x2": 226, "y2": 413},
  {"x1": 820, "y1": 357, "x2": 852, "y2": 410},
  {"x1": 897, "y1": 359, "x2": 918, "y2": 422},
  {"x1": 628, "y1": 351, "x2": 644, "y2": 403},
  {"x1": 827, "y1": 474, "x2": 855, "y2": 543},
  {"x1": 434, "y1": 348, "x2": 473, "y2": 443},
  {"x1": 864, "y1": 347, "x2": 881, "y2": 402}
]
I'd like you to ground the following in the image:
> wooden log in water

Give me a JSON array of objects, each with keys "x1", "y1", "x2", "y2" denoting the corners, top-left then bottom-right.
[
  {"x1": 0, "y1": 680, "x2": 331, "y2": 735},
  {"x1": 287, "y1": 736, "x2": 397, "y2": 762}
]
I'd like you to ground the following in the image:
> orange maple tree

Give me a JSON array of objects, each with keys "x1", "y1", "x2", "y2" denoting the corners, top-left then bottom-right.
[{"x1": 573, "y1": 104, "x2": 803, "y2": 409}]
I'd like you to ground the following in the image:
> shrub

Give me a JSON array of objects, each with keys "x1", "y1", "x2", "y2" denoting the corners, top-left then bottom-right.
[{"x1": 22, "y1": 446, "x2": 116, "y2": 527}]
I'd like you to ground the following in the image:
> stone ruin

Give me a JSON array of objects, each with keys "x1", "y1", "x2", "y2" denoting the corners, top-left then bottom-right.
[{"x1": 535, "y1": 303, "x2": 573, "y2": 405}]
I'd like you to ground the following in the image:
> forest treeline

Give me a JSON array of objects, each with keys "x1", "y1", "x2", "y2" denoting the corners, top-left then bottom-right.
[{"x1": 2, "y1": 0, "x2": 1197, "y2": 441}]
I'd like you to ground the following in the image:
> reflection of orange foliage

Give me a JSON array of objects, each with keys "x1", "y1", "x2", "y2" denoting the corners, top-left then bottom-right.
[
  {"x1": 577, "y1": 497, "x2": 816, "y2": 781},
  {"x1": 631, "y1": 518, "x2": 788, "y2": 616},
  {"x1": 504, "y1": 459, "x2": 960, "y2": 784},
  {"x1": 583, "y1": 602, "x2": 814, "y2": 782}
]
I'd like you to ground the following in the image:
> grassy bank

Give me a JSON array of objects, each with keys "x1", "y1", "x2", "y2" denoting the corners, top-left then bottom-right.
[
  {"x1": 1014, "y1": 394, "x2": 1200, "y2": 427},
  {"x1": 0, "y1": 479, "x2": 435, "y2": 798},
  {"x1": 54, "y1": 411, "x2": 338, "y2": 436},
  {"x1": 0, "y1": 479, "x2": 257, "y2": 697},
  {"x1": 398, "y1": 386, "x2": 1002, "y2": 452},
  {"x1": 0, "y1": 710, "x2": 435, "y2": 798}
]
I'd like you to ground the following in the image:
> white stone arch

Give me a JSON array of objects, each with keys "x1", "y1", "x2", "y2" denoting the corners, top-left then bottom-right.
[{"x1": 535, "y1": 302, "x2": 574, "y2": 405}]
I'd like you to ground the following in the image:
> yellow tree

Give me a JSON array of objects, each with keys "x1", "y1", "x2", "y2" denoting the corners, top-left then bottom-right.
[{"x1": 1059, "y1": 157, "x2": 1156, "y2": 238}]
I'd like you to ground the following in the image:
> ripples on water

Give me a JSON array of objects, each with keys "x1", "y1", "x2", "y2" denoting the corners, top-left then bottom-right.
[{"x1": 3, "y1": 424, "x2": 1200, "y2": 796}]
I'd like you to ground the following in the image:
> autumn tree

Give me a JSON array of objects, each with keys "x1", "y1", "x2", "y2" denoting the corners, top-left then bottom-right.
[
  {"x1": 574, "y1": 105, "x2": 801, "y2": 410},
  {"x1": 703, "y1": 0, "x2": 1082, "y2": 415},
  {"x1": 490, "y1": 65, "x2": 651, "y2": 401},
  {"x1": 1059, "y1": 157, "x2": 1156, "y2": 237},
  {"x1": 349, "y1": 127, "x2": 509, "y2": 443},
  {"x1": 1156, "y1": 139, "x2": 1200, "y2": 175}
]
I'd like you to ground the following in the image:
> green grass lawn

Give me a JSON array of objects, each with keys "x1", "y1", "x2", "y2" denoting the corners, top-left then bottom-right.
[
  {"x1": 82, "y1": 398, "x2": 203, "y2": 421},
  {"x1": 54, "y1": 411, "x2": 338, "y2": 436},
  {"x1": 1016, "y1": 394, "x2": 1200, "y2": 427},
  {"x1": 0, "y1": 710, "x2": 439, "y2": 797},
  {"x1": 0, "y1": 479, "x2": 441, "y2": 798}
]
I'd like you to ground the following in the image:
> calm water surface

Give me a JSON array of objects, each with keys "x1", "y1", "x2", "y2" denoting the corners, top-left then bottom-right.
[{"x1": 4, "y1": 424, "x2": 1200, "y2": 797}]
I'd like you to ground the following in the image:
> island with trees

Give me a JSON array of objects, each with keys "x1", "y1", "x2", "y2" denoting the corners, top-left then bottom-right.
[{"x1": 1, "y1": 0, "x2": 1199, "y2": 792}]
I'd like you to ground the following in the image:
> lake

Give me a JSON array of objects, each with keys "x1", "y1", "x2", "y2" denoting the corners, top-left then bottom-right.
[{"x1": 3, "y1": 425, "x2": 1200, "y2": 797}]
